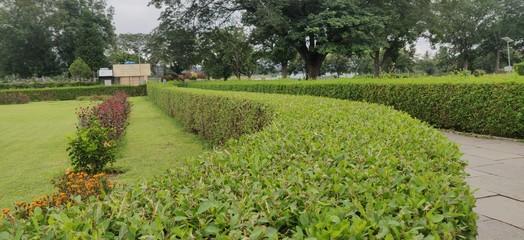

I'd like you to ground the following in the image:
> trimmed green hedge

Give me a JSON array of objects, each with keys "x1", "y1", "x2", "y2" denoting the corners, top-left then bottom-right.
[
  {"x1": 148, "y1": 85, "x2": 273, "y2": 145},
  {"x1": 0, "y1": 81, "x2": 98, "y2": 90},
  {"x1": 181, "y1": 77, "x2": 524, "y2": 138},
  {"x1": 0, "y1": 83, "x2": 476, "y2": 238},
  {"x1": 515, "y1": 62, "x2": 524, "y2": 76},
  {"x1": 0, "y1": 85, "x2": 146, "y2": 104}
]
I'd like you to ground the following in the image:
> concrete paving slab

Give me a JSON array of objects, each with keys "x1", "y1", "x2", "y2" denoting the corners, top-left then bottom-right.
[
  {"x1": 477, "y1": 218, "x2": 524, "y2": 240},
  {"x1": 475, "y1": 196, "x2": 524, "y2": 229},
  {"x1": 466, "y1": 168, "x2": 490, "y2": 177},
  {"x1": 463, "y1": 154, "x2": 503, "y2": 168},
  {"x1": 461, "y1": 147, "x2": 522, "y2": 161},
  {"x1": 466, "y1": 175, "x2": 524, "y2": 201},
  {"x1": 475, "y1": 142, "x2": 524, "y2": 155},
  {"x1": 472, "y1": 188, "x2": 498, "y2": 199},
  {"x1": 474, "y1": 163, "x2": 524, "y2": 180},
  {"x1": 498, "y1": 158, "x2": 524, "y2": 167}
]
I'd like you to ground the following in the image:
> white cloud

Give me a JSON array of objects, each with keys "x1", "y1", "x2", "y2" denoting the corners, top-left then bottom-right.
[{"x1": 107, "y1": 0, "x2": 161, "y2": 34}]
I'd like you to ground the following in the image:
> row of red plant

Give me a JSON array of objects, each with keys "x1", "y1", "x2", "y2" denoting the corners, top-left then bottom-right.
[
  {"x1": 67, "y1": 91, "x2": 131, "y2": 174},
  {"x1": 77, "y1": 91, "x2": 131, "y2": 140}
]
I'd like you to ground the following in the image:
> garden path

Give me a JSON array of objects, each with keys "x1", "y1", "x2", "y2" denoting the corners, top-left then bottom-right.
[{"x1": 445, "y1": 132, "x2": 524, "y2": 240}]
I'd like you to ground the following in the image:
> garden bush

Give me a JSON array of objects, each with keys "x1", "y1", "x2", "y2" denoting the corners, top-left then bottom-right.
[
  {"x1": 0, "y1": 85, "x2": 146, "y2": 103},
  {"x1": 182, "y1": 76, "x2": 524, "y2": 138},
  {"x1": 67, "y1": 92, "x2": 131, "y2": 173},
  {"x1": 2, "y1": 171, "x2": 112, "y2": 220},
  {"x1": 0, "y1": 84, "x2": 476, "y2": 238},
  {"x1": 0, "y1": 92, "x2": 30, "y2": 105},
  {"x1": 515, "y1": 62, "x2": 524, "y2": 76}
]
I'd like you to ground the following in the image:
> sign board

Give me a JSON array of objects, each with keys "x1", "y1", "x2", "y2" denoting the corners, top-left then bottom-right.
[
  {"x1": 504, "y1": 66, "x2": 513, "y2": 72},
  {"x1": 98, "y1": 69, "x2": 113, "y2": 77}
]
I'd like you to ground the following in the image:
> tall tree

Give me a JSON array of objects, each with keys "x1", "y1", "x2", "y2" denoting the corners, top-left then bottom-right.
[
  {"x1": 475, "y1": 0, "x2": 524, "y2": 72},
  {"x1": 429, "y1": 0, "x2": 498, "y2": 71},
  {"x1": 365, "y1": 0, "x2": 430, "y2": 77},
  {"x1": 150, "y1": 0, "x2": 384, "y2": 79},
  {"x1": 54, "y1": 0, "x2": 115, "y2": 70},
  {"x1": 0, "y1": 0, "x2": 60, "y2": 77},
  {"x1": 146, "y1": 24, "x2": 202, "y2": 75}
]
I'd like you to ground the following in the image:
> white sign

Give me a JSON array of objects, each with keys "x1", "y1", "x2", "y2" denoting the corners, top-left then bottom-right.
[
  {"x1": 504, "y1": 66, "x2": 513, "y2": 72},
  {"x1": 99, "y1": 69, "x2": 113, "y2": 77}
]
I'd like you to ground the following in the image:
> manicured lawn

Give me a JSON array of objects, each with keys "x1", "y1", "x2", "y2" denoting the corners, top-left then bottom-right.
[{"x1": 0, "y1": 97, "x2": 205, "y2": 209}]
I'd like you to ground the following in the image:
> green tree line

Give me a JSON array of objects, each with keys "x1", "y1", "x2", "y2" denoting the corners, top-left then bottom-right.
[
  {"x1": 0, "y1": 0, "x2": 115, "y2": 78},
  {"x1": 148, "y1": 0, "x2": 524, "y2": 79}
]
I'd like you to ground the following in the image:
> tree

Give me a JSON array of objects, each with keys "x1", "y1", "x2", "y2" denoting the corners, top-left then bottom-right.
[
  {"x1": 146, "y1": 24, "x2": 202, "y2": 75},
  {"x1": 54, "y1": 0, "x2": 115, "y2": 70},
  {"x1": 201, "y1": 27, "x2": 255, "y2": 80},
  {"x1": 322, "y1": 54, "x2": 351, "y2": 78},
  {"x1": 150, "y1": 0, "x2": 385, "y2": 79},
  {"x1": 429, "y1": 0, "x2": 499, "y2": 71},
  {"x1": 475, "y1": 0, "x2": 524, "y2": 73},
  {"x1": 364, "y1": 0, "x2": 431, "y2": 77},
  {"x1": 69, "y1": 58, "x2": 92, "y2": 80},
  {"x1": 0, "y1": 0, "x2": 60, "y2": 78}
]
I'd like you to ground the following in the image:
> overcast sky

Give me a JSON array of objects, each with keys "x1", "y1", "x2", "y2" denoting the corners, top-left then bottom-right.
[
  {"x1": 107, "y1": 0, "x2": 436, "y2": 56},
  {"x1": 107, "y1": 0, "x2": 161, "y2": 34}
]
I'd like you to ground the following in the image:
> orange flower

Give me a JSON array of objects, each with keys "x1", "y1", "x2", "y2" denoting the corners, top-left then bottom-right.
[{"x1": 2, "y1": 209, "x2": 10, "y2": 215}]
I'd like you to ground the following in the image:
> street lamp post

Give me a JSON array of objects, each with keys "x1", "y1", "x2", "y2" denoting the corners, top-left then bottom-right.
[{"x1": 501, "y1": 37, "x2": 514, "y2": 72}]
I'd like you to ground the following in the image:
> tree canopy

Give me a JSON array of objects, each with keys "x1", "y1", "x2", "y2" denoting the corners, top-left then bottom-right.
[{"x1": 0, "y1": 0, "x2": 115, "y2": 78}]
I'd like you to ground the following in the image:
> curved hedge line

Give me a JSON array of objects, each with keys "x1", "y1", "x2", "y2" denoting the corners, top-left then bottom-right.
[
  {"x1": 0, "y1": 84, "x2": 476, "y2": 239},
  {"x1": 182, "y1": 77, "x2": 524, "y2": 138},
  {"x1": 0, "y1": 85, "x2": 146, "y2": 104}
]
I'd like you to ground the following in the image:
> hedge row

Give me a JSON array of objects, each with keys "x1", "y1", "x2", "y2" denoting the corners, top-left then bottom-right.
[
  {"x1": 182, "y1": 77, "x2": 524, "y2": 138},
  {"x1": 0, "y1": 81, "x2": 98, "y2": 90},
  {"x1": 0, "y1": 85, "x2": 146, "y2": 104},
  {"x1": 148, "y1": 84, "x2": 273, "y2": 145},
  {"x1": 0, "y1": 83, "x2": 476, "y2": 238}
]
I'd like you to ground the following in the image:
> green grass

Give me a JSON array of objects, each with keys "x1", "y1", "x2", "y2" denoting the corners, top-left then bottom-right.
[
  {"x1": 111, "y1": 97, "x2": 206, "y2": 184},
  {"x1": 0, "y1": 97, "x2": 205, "y2": 209}
]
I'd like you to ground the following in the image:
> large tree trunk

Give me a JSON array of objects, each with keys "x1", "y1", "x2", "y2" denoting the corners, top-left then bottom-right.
[
  {"x1": 495, "y1": 50, "x2": 500, "y2": 73},
  {"x1": 373, "y1": 51, "x2": 381, "y2": 78},
  {"x1": 296, "y1": 43, "x2": 326, "y2": 80},
  {"x1": 281, "y1": 61, "x2": 289, "y2": 79}
]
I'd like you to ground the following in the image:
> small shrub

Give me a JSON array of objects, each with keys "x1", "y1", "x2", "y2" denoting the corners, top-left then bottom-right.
[
  {"x1": 67, "y1": 119, "x2": 117, "y2": 174},
  {"x1": 515, "y1": 62, "x2": 524, "y2": 76},
  {"x1": 68, "y1": 92, "x2": 131, "y2": 173},
  {"x1": 2, "y1": 171, "x2": 112, "y2": 220},
  {"x1": 473, "y1": 69, "x2": 486, "y2": 77},
  {"x1": 69, "y1": 58, "x2": 92, "y2": 80}
]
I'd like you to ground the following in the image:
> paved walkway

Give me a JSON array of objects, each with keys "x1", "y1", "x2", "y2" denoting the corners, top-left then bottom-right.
[{"x1": 445, "y1": 132, "x2": 524, "y2": 240}]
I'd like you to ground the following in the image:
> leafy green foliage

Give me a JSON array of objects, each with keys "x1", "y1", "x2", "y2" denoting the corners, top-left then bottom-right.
[
  {"x1": 68, "y1": 92, "x2": 131, "y2": 173},
  {"x1": 68, "y1": 58, "x2": 92, "y2": 80},
  {"x1": 0, "y1": 85, "x2": 146, "y2": 102},
  {"x1": 0, "y1": 93, "x2": 30, "y2": 105},
  {"x1": 67, "y1": 119, "x2": 116, "y2": 174},
  {"x1": 515, "y1": 62, "x2": 524, "y2": 76},
  {"x1": 183, "y1": 75, "x2": 524, "y2": 138},
  {"x1": 0, "y1": 0, "x2": 115, "y2": 78},
  {"x1": 147, "y1": 85, "x2": 274, "y2": 145},
  {"x1": 0, "y1": 84, "x2": 476, "y2": 238},
  {"x1": 0, "y1": 81, "x2": 98, "y2": 90}
]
